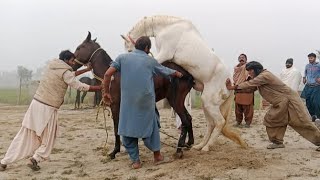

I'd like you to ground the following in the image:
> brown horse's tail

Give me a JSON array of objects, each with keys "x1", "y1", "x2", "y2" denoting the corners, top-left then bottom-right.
[{"x1": 220, "y1": 92, "x2": 248, "y2": 148}]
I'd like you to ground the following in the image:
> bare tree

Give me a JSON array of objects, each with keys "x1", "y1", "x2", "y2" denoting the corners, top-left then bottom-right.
[{"x1": 17, "y1": 66, "x2": 32, "y2": 104}]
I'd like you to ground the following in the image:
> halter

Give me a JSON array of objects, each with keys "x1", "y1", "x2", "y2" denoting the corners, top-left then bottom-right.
[
  {"x1": 74, "y1": 47, "x2": 103, "y2": 66},
  {"x1": 74, "y1": 47, "x2": 105, "y2": 82}
]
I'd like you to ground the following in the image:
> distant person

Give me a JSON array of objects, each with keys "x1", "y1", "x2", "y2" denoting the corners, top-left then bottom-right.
[
  {"x1": 233, "y1": 54, "x2": 256, "y2": 128},
  {"x1": 0, "y1": 50, "x2": 101, "y2": 171},
  {"x1": 279, "y1": 58, "x2": 302, "y2": 91},
  {"x1": 301, "y1": 53, "x2": 320, "y2": 122},
  {"x1": 226, "y1": 61, "x2": 320, "y2": 151}
]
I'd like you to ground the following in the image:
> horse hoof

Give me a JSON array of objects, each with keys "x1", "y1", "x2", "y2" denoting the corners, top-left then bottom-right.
[
  {"x1": 173, "y1": 152, "x2": 183, "y2": 159},
  {"x1": 201, "y1": 146, "x2": 210, "y2": 152},
  {"x1": 192, "y1": 144, "x2": 203, "y2": 150},
  {"x1": 108, "y1": 153, "x2": 116, "y2": 160}
]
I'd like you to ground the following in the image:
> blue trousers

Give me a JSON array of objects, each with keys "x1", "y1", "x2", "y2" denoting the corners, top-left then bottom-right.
[
  {"x1": 301, "y1": 85, "x2": 320, "y2": 118},
  {"x1": 121, "y1": 121, "x2": 161, "y2": 163}
]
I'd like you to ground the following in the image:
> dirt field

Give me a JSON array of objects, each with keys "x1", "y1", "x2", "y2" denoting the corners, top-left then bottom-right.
[{"x1": 0, "y1": 104, "x2": 319, "y2": 180}]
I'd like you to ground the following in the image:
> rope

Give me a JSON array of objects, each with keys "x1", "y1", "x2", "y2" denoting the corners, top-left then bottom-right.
[
  {"x1": 88, "y1": 48, "x2": 103, "y2": 63},
  {"x1": 92, "y1": 71, "x2": 104, "y2": 82},
  {"x1": 74, "y1": 58, "x2": 86, "y2": 65},
  {"x1": 95, "y1": 99, "x2": 111, "y2": 148},
  {"x1": 160, "y1": 130, "x2": 179, "y2": 140}
]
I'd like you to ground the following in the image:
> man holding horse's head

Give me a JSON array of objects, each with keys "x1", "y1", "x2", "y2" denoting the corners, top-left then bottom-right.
[
  {"x1": 103, "y1": 36, "x2": 183, "y2": 169},
  {"x1": 0, "y1": 50, "x2": 101, "y2": 171},
  {"x1": 226, "y1": 61, "x2": 320, "y2": 151}
]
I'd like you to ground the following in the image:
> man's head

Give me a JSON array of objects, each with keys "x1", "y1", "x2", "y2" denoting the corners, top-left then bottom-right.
[
  {"x1": 238, "y1": 54, "x2": 247, "y2": 66},
  {"x1": 59, "y1": 50, "x2": 75, "y2": 66},
  {"x1": 245, "y1": 61, "x2": 264, "y2": 78},
  {"x1": 308, "y1": 53, "x2": 317, "y2": 64},
  {"x1": 285, "y1": 58, "x2": 293, "y2": 68},
  {"x1": 135, "y1": 36, "x2": 151, "y2": 54}
]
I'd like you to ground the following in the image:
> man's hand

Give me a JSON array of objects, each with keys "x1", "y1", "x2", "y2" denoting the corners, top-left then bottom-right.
[
  {"x1": 103, "y1": 93, "x2": 112, "y2": 106},
  {"x1": 174, "y1": 71, "x2": 183, "y2": 78},
  {"x1": 303, "y1": 77, "x2": 307, "y2": 84},
  {"x1": 85, "y1": 63, "x2": 92, "y2": 71},
  {"x1": 225, "y1": 78, "x2": 235, "y2": 90}
]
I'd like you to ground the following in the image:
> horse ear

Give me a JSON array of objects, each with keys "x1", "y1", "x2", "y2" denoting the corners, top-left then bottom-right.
[
  {"x1": 120, "y1": 34, "x2": 129, "y2": 42},
  {"x1": 93, "y1": 38, "x2": 97, "y2": 42},
  {"x1": 86, "y1": 31, "x2": 91, "y2": 42}
]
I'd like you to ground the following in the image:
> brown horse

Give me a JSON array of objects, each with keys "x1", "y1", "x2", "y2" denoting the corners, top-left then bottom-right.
[{"x1": 73, "y1": 32, "x2": 194, "y2": 159}]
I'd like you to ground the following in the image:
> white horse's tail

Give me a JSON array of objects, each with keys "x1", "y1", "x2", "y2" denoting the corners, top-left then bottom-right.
[{"x1": 220, "y1": 92, "x2": 248, "y2": 148}]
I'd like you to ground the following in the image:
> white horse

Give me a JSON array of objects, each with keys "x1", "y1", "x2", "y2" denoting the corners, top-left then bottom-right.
[{"x1": 121, "y1": 15, "x2": 247, "y2": 151}]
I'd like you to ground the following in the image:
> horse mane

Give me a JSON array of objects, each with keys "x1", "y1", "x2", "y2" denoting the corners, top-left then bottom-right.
[{"x1": 128, "y1": 15, "x2": 189, "y2": 36}]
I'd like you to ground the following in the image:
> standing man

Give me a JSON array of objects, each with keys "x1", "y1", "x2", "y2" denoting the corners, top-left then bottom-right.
[
  {"x1": 279, "y1": 58, "x2": 302, "y2": 91},
  {"x1": 103, "y1": 36, "x2": 183, "y2": 169},
  {"x1": 301, "y1": 53, "x2": 320, "y2": 121},
  {"x1": 226, "y1": 61, "x2": 320, "y2": 151},
  {"x1": 233, "y1": 54, "x2": 255, "y2": 128},
  {"x1": 0, "y1": 50, "x2": 101, "y2": 171}
]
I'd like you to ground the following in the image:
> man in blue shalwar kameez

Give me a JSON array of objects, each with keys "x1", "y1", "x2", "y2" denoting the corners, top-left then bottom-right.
[{"x1": 103, "y1": 36, "x2": 183, "y2": 169}]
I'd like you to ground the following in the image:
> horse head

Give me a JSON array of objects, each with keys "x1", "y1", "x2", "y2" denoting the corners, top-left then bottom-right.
[
  {"x1": 121, "y1": 34, "x2": 135, "y2": 52},
  {"x1": 72, "y1": 31, "x2": 101, "y2": 70}
]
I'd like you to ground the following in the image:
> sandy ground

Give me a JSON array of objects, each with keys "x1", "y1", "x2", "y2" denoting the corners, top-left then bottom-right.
[{"x1": 0, "y1": 104, "x2": 320, "y2": 180}]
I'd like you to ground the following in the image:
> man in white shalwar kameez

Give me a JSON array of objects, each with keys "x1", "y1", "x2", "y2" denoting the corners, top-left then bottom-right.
[
  {"x1": 0, "y1": 50, "x2": 101, "y2": 171},
  {"x1": 280, "y1": 58, "x2": 302, "y2": 91}
]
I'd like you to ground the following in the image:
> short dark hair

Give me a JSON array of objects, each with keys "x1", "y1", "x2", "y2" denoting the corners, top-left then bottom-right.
[
  {"x1": 59, "y1": 50, "x2": 75, "y2": 61},
  {"x1": 246, "y1": 61, "x2": 264, "y2": 76},
  {"x1": 308, "y1": 53, "x2": 316, "y2": 58},
  {"x1": 135, "y1": 36, "x2": 151, "y2": 51},
  {"x1": 238, "y1": 53, "x2": 247, "y2": 60}
]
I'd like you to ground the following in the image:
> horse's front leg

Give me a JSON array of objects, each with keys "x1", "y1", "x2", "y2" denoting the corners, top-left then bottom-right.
[{"x1": 109, "y1": 103, "x2": 121, "y2": 160}]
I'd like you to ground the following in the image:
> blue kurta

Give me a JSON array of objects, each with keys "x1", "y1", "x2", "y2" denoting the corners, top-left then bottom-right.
[{"x1": 111, "y1": 49, "x2": 176, "y2": 138}]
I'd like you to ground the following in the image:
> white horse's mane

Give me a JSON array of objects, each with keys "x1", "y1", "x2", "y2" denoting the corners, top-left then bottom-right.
[{"x1": 128, "y1": 15, "x2": 190, "y2": 36}]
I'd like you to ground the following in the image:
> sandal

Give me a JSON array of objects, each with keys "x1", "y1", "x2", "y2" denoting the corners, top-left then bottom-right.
[
  {"x1": 27, "y1": 158, "x2": 40, "y2": 171},
  {"x1": 0, "y1": 163, "x2": 6, "y2": 171}
]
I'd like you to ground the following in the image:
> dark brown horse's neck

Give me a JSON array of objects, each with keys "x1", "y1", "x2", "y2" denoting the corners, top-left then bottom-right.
[{"x1": 91, "y1": 50, "x2": 112, "y2": 84}]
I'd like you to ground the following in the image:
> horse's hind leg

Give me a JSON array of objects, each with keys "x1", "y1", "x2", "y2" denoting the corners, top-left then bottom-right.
[
  {"x1": 81, "y1": 91, "x2": 87, "y2": 108},
  {"x1": 192, "y1": 107, "x2": 214, "y2": 150},
  {"x1": 201, "y1": 90, "x2": 226, "y2": 151},
  {"x1": 75, "y1": 90, "x2": 81, "y2": 109}
]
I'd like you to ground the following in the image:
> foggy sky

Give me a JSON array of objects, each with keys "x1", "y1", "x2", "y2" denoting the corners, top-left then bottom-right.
[{"x1": 0, "y1": 0, "x2": 319, "y2": 75}]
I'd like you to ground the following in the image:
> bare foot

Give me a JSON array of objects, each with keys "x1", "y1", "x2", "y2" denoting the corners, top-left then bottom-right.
[{"x1": 131, "y1": 161, "x2": 141, "y2": 169}]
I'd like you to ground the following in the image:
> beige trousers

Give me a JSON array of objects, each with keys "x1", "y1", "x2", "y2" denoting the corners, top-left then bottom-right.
[{"x1": 1, "y1": 118, "x2": 57, "y2": 165}]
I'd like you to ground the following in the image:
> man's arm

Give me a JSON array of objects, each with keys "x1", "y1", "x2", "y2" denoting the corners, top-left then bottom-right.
[
  {"x1": 74, "y1": 63, "x2": 92, "y2": 76},
  {"x1": 63, "y1": 70, "x2": 101, "y2": 92},
  {"x1": 303, "y1": 65, "x2": 307, "y2": 84},
  {"x1": 103, "y1": 67, "x2": 117, "y2": 104},
  {"x1": 226, "y1": 73, "x2": 267, "y2": 90},
  {"x1": 152, "y1": 59, "x2": 183, "y2": 78}
]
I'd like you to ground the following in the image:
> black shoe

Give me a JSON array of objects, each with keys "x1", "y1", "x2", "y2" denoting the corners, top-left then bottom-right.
[
  {"x1": 27, "y1": 158, "x2": 40, "y2": 171},
  {"x1": 0, "y1": 163, "x2": 7, "y2": 171}
]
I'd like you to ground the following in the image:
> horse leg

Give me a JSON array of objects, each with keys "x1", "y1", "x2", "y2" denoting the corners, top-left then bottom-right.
[
  {"x1": 75, "y1": 90, "x2": 80, "y2": 109},
  {"x1": 185, "y1": 108, "x2": 194, "y2": 146},
  {"x1": 200, "y1": 84, "x2": 230, "y2": 151},
  {"x1": 109, "y1": 77, "x2": 121, "y2": 159},
  {"x1": 193, "y1": 86, "x2": 218, "y2": 151},
  {"x1": 109, "y1": 104, "x2": 121, "y2": 159},
  {"x1": 192, "y1": 107, "x2": 215, "y2": 150},
  {"x1": 81, "y1": 91, "x2": 87, "y2": 108}
]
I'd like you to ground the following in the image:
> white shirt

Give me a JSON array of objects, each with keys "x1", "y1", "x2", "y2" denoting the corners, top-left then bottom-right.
[{"x1": 280, "y1": 66, "x2": 302, "y2": 91}]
